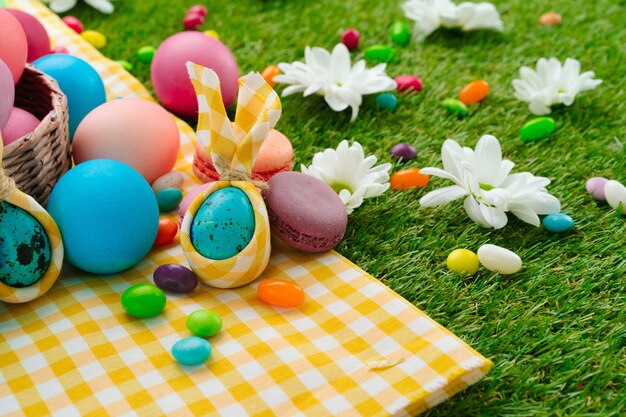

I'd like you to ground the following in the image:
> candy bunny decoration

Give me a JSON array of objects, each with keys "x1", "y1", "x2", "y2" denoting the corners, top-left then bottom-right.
[
  {"x1": 180, "y1": 62, "x2": 281, "y2": 288},
  {"x1": 0, "y1": 135, "x2": 64, "y2": 303}
]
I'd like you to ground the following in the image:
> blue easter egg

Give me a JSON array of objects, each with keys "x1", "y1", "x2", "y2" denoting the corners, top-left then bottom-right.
[
  {"x1": 47, "y1": 159, "x2": 159, "y2": 274},
  {"x1": 172, "y1": 336, "x2": 212, "y2": 366},
  {"x1": 376, "y1": 93, "x2": 398, "y2": 110},
  {"x1": 0, "y1": 202, "x2": 50, "y2": 287},
  {"x1": 543, "y1": 213, "x2": 574, "y2": 233},
  {"x1": 33, "y1": 54, "x2": 106, "y2": 139},
  {"x1": 191, "y1": 187, "x2": 255, "y2": 260}
]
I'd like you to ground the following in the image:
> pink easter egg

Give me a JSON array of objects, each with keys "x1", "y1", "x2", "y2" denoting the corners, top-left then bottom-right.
[
  {"x1": 1, "y1": 107, "x2": 40, "y2": 146},
  {"x1": 0, "y1": 9, "x2": 28, "y2": 84},
  {"x1": 72, "y1": 98, "x2": 180, "y2": 184},
  {"x1": 178, "y1": 182, "x2": 213, "y2": 226},
  {"x1": 6, "y1": 9, "x2": 51, "y2": 63},
  {"x1": 0, "y1": 59, "x2": 14, "y2": 130},
  {"x1": 151, "y1": 32, "x2": 239, "y2": 119}
]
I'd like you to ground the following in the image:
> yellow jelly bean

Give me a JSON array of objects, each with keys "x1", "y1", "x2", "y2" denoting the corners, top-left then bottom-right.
[
  {"x1": 446, "y1": 249, "x2": 479, "y2": 275},
  {"x1": 81, "y1": 30, "x2": 107, "y2": 49},
  {"x1": 203, "y1": 30, "x2": 219, "y2": 40}
]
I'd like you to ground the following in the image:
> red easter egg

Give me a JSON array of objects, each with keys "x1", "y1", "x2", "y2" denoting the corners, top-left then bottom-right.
[{"x1": 0, "y1": 9, "x2": 28, "y2": 84}]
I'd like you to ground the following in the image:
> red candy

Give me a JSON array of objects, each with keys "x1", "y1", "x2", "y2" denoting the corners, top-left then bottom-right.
[
  {"x1": 340, "y1": 28, "x2": 360, "y2": 51},
  {"x1": 183, "y1": 13, "x2": 204, "y2": 31},
  {"x1": 390, "y1": 168, "x2": 430, "y2": 191},
  {"x1": 154, "y1": 218, "x2": 178, "y2": 246},
  {"x1": 258, "y1": 279, "x2": 305, "y2": 308},
  {"x1": 62, "y1": 16, "x2": 83, "y2": 34},
  {"x1": 188, "y1": 5, "x2": 208, "y2": 17},
  {"x1": 395, "y1": 74, "x2": 423, "y2": 93}
]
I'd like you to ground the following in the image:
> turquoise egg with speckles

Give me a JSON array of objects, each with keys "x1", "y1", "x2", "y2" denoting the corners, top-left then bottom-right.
[
  {"x1": 0, "y1": 201, "x2": 51, "y2": 287},
  {"x1": 190, "y1": 187, "x2": 255, "y2": 260}
]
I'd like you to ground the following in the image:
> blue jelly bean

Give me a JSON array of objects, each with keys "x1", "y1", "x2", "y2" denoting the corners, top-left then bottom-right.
[
  {"x1": 156, "y1": 188, "x2": 183, "y2": 212},
  {"x1": 543, "y1": 213, "x2": 574, "y2": 233},
  {"x1": 376, "y1": 93, "x2": 398, "y2": 110},
  {"x1": 172, "y1": 337, "x2": 212, "y2": 366}
]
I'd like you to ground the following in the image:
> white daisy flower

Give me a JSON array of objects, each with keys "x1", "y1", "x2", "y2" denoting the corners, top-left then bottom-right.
[
  {"x1": 44, "y1": 0, "x2": 114, "y2": 14},
  {"x1": 512, "y1": 57, "x2": 602, "y2": 115},
  {"x1": 402, "y1": 0, "x2": 503, "y2": 39},
  {"x1": 420, "y1": 135, "x2": 560, "y2": 229},
  {"x1": 274, "y1": 43, "x2": 397, "y2": 121},
  {"x1": 301, "y1": 140, "x2": 392, "y2": 214}
]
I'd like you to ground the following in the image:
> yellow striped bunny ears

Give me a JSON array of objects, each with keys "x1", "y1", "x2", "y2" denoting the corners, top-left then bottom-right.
[{"x1": 186, "y1": 62, "x2": 282, "y2": 182}]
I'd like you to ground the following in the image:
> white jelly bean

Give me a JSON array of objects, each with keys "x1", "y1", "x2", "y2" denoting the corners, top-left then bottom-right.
[
  {"x1": 604, "y1": 180, "x2": 626, "y2": 215},
  {"x1": 477, "y1": 244, "x2": 522, "y2": 275}
]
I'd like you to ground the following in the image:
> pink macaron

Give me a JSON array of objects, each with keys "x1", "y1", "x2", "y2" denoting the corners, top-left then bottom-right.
[
  {"x1": 193, "y1": 129, "x2": 293, "y2": 183},
  {"x1": 262, "y1": 172, "x2": 348, "y2": 253}
]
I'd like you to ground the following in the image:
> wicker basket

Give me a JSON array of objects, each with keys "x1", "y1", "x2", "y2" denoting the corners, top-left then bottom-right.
[{"x1": 3, "y1": 65, "x2": 71, "y2": 206}]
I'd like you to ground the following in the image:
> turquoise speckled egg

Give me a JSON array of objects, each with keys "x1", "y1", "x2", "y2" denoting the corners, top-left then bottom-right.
[
  {"x1": 191, "y1": 187, "x2": 255, "y2": 260},
  {"x1": 172, "y1": 336, "x2": 212, "y2": 366},
  {"x1": 0, "y1": 201, "x2": 51, "y2": 287}
]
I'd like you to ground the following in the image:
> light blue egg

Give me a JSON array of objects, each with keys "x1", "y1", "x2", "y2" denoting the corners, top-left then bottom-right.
[
  {"x1": 543, "y1": 213, "x2": 574, "y2": 233},
  {"x1": 172, "y1": 337, "x2": 212, "y2": 366},
  {"x1": 0, "y1": 202, "x2": 51, "y2": 287},
  {"x1": 47, "y1": 160, "x2": 159, "y2": 274},
  {"x1": 191, "y1": 187, "x2": 255, "y2": 260},
  {"x1": 33, "y1": 54, "x2": 106, "y2": 140},
  {"x1": 376, "y1": 93, "x2": 398, "y2": 110},
  {"x1": 157, "y1": 188, "x2": 183, "y2": 212}
]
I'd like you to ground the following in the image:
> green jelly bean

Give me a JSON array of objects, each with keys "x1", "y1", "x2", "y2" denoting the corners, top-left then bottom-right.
[
  {"x1": 137, "y1": 46, "x2": 157, "y2": 63},
  {"x1": 364, "y1": 45, "x2": 397, "y2": 63},
  {"x1": 389, "y1": 21, "x2": 410, "y2": 46},
  {"x1": 121, "y1": 284, "x2": 166, "y2": 318},
  {"x1": 115, "y1": 60, "x2": 133, "y2": 71},
  {"x1": 443, "y1": 98, "x2": 469, "y2": 117},
  {"x1": 186, "y1": 310, "x2": 222, "y2": 337},
  {"x1": 157, "y1": 188, "x2": 183, "y2": 212},
  {"x1": 519, "y1": 117, "x2": 556, "y2": 142}
]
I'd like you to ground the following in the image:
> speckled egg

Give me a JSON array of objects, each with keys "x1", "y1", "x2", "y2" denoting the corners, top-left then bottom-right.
[
  {"x1": 0, "y1": 201, "x2": 51, "y2": 287},
  {"x1": 190, "y1": 187, "x2": 255, "y2": 260}
]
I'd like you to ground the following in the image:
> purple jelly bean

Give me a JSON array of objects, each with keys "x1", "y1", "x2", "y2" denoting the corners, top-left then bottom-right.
[
  {"x1": 154, "y1": 264, "x2": 198, "y2": 294},
  {"x1": 585, "y1": 177, "x2": 608, "y2": 201},
  {"x1": 390, "y1": 143, "x2": 417, "y2": 162}
]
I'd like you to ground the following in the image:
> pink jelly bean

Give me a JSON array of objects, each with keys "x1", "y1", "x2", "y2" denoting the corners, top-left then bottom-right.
[
  {"x1": 341, "y1": 28, "x2": 360, "y2": 51},
  {"x1": 586, "y1": 177, "x2": 609, "y2": 201},
  {"x1": 188, "y1": 5, "x2": 208, "y2": 17},
  {"x1": 183, "y1": 13, "x2": 204, "y2": 31},
  {"x1": 395, "y1": 74, "x2": 423, "y2": 93},
  {"x1": 62, "y1": 16, "x2": 83, "y2": 34},
  {"x1": 52, "y1": 46, "x2": 69, "y2": 54}
]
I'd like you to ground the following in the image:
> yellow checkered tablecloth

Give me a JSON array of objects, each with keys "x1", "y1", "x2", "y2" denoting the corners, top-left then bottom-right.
[{"x1": 0, "y1": 1, "x2": 492, "y2": 416}]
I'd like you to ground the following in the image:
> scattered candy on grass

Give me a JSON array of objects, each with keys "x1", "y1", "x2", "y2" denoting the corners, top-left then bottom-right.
[
  {"x1": 154, "y1": 218, "x2": 178, "y2": 246},
  {"x1": 121, "y1": 284, "x2": 166, "y2": 318},
  {"x1": 261, "y1": 65, "x2": 280, "y2": 88},
  {"x1": 390, "y1": 142, "x2": 417, "y2": 162},
  {"x1": 539, "y1": 12, "x2": 561, "y2": 26},
  {"x1": 152, "y1": 171, "x2": 184, "y2": 193},
  {"x1": 585, "y1": 177, "x2": 608, "y2": 201},
  {"x1": 157, "y1": 188, "x2": 183, "y2": 212},
  {"x1": 183, "y1": 13, "x2": 204, "y2": 31},
  {"x1": 81, "y1": 30, "x2": 107, "y2": 49},
  {"x1": 519, "y1": 117, "x2": 556, "y2": 142},
  {"x1": 389, "y1": 21, "x2": 410, "y2": 46},
  {"x1": 604, "y1": 180, "x2": 626, "y2": 215},
  {"x1": 186, "y1": 310, "x2": 222, "y2": 337},
  {"x1": 459, "y1": 80, "x2": 489, "y2": 104},
  {"x1": 137, "y1": 45, "x2": 156, "y2": 63},
  {"x1": 446, "y1": 249, "x2": 480, "y2": 275},
  {"x1": 172, "y1": 337, "x2": 212, "y2": 366},
  {"x1": 340, "y1": 28, "x2": 360, "y2": 51},
  {"x1": 390, "y1": 168, "x2": 429, "y2": 190},
  {"x1": 364, "y1": 45, "x2": 396, "y2": 63},
  {"x1": 62, "y1": 16, "x2": 83, "y2": 34},
  {"x1": 477, "y1": 244, "x2": 522, "y2": 275},
  {"x1": 443, "y1": 98, "x2": 469, "y2": 117},
  {"x1": 153, "y1": 264, "x2": 198, "y2": 294},
  {"x1": 116, "y1": 60, "x2": 133, "y2": 71},
  {"x1": 394, "y1": 74, "x2": 422, "y2": 93},
  {"x1": 203, "y1": 29, "x2": 219, "y2": 39},
  {"x1": 258, "y1": 279, "x2": 305, "y2": 308},
  {"x1": 376, "y1": 93, "x2": 398, "y2": 110},
  {"x1": 543, "y1": 213, "x2": 574, "y2": 233}
]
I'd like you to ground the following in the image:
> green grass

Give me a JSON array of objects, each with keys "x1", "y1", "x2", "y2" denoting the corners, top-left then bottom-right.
[{"x1": 65, "y1": 0, "x2": 625, "y2": 415}]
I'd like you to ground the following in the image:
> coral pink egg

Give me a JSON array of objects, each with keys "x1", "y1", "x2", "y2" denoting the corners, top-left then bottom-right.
[
  {"x1": 72, "y1": 98, "x2": 180, "y2": 184},
  {"x1": 0, "y1": 10, "x2": 28, "y2": 84},
  {"x1": 1, "y1": 107, "x2": 40, "y2": 146},
  {"x1": 151, "y1": 32, "x2": 239, "y2": 119}
]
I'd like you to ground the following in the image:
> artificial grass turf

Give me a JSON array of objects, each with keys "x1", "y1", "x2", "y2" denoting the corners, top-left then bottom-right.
[{"x1": 58, "y1": 0, "x2": 625, "y2": 416}]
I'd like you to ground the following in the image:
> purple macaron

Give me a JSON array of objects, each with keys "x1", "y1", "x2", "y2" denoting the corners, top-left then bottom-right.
[{"x1": 263, "y1": 172, "x2": 348, "y2": 253}]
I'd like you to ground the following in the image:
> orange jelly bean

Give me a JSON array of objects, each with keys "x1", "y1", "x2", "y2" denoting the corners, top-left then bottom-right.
[
  {"x1": 258, "y1": 279, "x2": 305, "y2": 308},
  {"x1": 154, "y1": 218, "x2": 178, "y2": 246},
  {"x1": 539, "y1": 12, "x2": 561, "y2": 26},
  {"x1": 261, "y1": 65, "x2": 280, "y2": 88},
  {"x1": 458, "y1": 80, "x2": 489, "y2": 105},
  {"x1": 390, "y1": 168, "x2": 429, "y2": 191}
]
